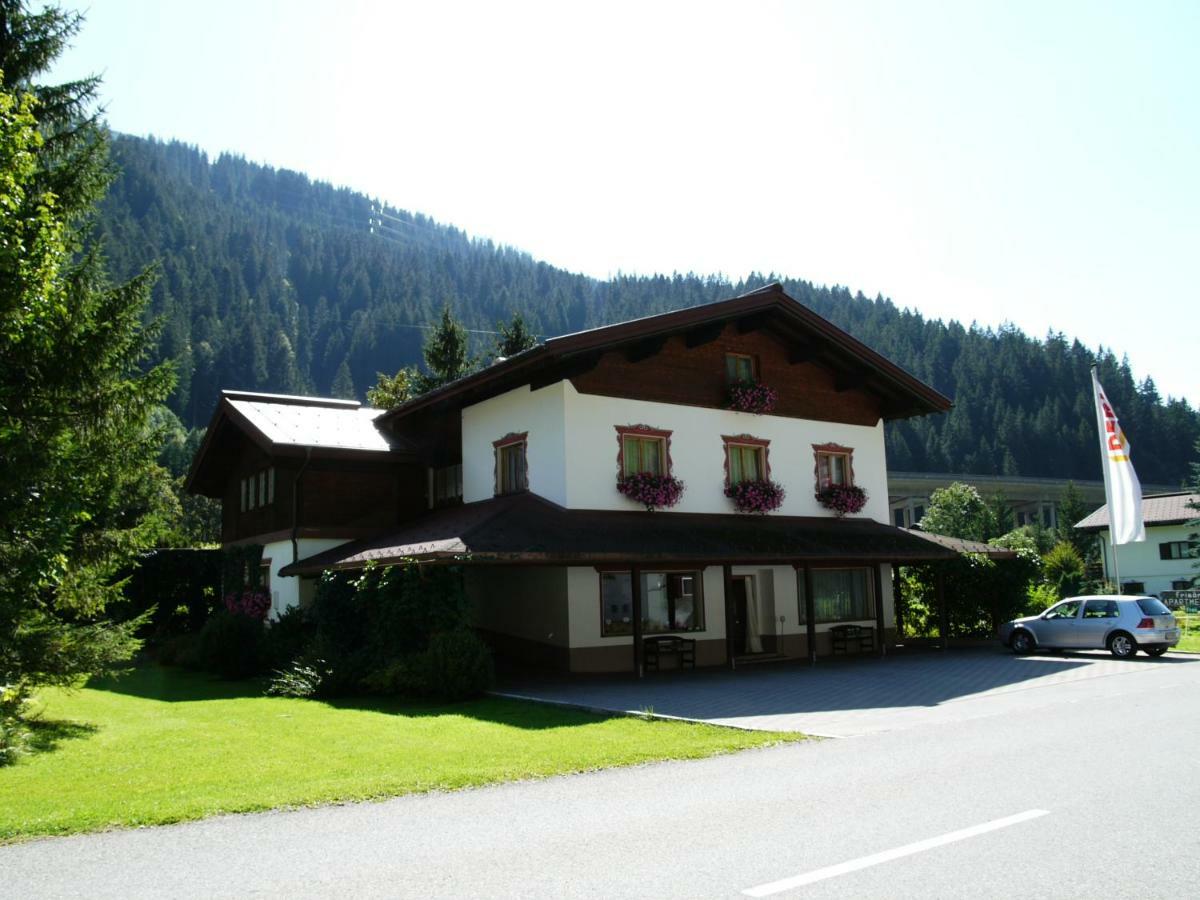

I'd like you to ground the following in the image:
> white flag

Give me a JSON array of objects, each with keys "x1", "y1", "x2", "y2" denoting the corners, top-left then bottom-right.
[{"x1": 1091, "y1": 369, "x2": 1145, "y2": 545}]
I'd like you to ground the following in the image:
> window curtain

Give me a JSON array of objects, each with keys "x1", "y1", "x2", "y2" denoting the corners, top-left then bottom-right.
[
  {"x1": 729, "y1": 446, "x2": 760, "y2": 485},
  {"x1": 812, "y1": 568, "x2": 872, "y2": 622},
  {"x1": 744, "y1": 581, "x2": 763, "y2": 653}
]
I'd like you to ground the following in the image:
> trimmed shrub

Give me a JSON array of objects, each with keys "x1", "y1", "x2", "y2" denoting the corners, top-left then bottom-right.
[
  {"x1": 1025, "y1": 583, "x2": 1060, "y2": 615},
  {"x1": 157, "y1": 632, "x2": 202, "y2": 668},
  {"x1": 424, "y1": 630, "x2": 494, "y2": 700},
  {"x1": 197, "y1": 611, "x2": 264, "y2": 679},
  {"x1": 263, "y1": 605, "x2": 314, "y2": 670},
  {"x1": 361, "y1": 630, "x2": 494, "y2": 700}
]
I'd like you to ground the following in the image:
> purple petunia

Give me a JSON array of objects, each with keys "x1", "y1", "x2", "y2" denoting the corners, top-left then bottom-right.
[
  {"x1": 617, "y1": 473, "x2": 686, "y2": 511},
  {"x1": 724, "y1": 479, "x2": 786, "y2": 514},
  {"x1": 727, "y1": 381, "x2": 778, "y2": 415},
  {"x1": 815, "y1": 484, "x2": 868, "y2": 517}
]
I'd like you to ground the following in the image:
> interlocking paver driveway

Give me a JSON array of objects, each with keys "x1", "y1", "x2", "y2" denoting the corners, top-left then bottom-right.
[{"x1": 497, "y1": 650, "x2": 1200, "y2": 736}]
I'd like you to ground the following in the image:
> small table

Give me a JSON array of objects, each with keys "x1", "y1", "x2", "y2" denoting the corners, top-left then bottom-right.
[
  {"x1": 643, "y1": 636, "x2": 697, "y2": 671},
  {"x1": 829, "y1": 624, "x2": 874, "y2": 655}
]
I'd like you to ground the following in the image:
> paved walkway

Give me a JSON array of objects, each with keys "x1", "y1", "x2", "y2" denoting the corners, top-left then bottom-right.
[{"x1": 496, "y1": 649, "x2": 1200, "y2": 737}]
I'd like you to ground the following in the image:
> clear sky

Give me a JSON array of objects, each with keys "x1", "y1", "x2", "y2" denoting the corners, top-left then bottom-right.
[{"x1": 51, "y1": 0, "x2": 1198, "y2": 405}]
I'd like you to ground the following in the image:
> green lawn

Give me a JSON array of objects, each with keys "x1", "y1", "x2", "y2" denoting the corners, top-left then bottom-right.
[
  {"x1": 1, "y1": 666, "x2": 801, "y2": 841},
  {"x1": 1174, "y1": 615, "x2": 1200, "y2": 652}
]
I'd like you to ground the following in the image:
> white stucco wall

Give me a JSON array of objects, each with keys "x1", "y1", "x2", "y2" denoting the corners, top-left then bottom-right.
[
  {"x1": 262, "y1": 537, "x2": 349, "y2": 618},
  {"x1": 560, "y1": 382, "x2": 890, "y2": 520},
  {"x1": 1098, "y1": 525, "x2": 1199, "y2": 595},
  {"x1": 460, "y1": 381, "x2": 567, "y2": 505}
]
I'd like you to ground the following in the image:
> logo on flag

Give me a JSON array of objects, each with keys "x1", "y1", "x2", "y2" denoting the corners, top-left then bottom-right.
[{"x1": 1091, "y1": 369, "x2": 1145, "y2": 545}]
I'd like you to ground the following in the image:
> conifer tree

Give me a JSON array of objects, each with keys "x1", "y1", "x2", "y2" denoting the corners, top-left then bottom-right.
[
  {"x1": 415, "y1": 305, "x2": 473, "y2": 392},
  {"x1": 330, "y1": 359, "x2": 356, "y2": 400},
  {"x1": 1, "y1": 2, "x2": 175, "y2": 754},
  {"x1": 1055, "y1": 481, "x2": 1092, "y2": 559},
  {"x1": 492, "y1": 311, "x2": 537, "y2": 360}
]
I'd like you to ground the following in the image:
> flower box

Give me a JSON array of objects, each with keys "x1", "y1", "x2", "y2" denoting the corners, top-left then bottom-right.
[
  {"x1": 724, "y1": 479, "x2": 785, "y2": 514},
  {"x1": 815, "y1": 484, "x2": 867, "y2": 517},
  {"x1": 616, "y1": 472, "x2": 685, "y2": 511},
  {"x1": 727, "y1": 381, "x2": 778, "y2": 415}
]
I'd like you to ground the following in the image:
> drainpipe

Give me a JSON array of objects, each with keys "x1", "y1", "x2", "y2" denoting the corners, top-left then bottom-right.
[{"x1": 291, "y1": 447, "x2": 313, "y2": 565}]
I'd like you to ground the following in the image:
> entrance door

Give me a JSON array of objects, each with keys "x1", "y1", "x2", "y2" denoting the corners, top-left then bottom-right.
[{"x1": 727, "y1": 576, "x2": 762, "y2": 656}]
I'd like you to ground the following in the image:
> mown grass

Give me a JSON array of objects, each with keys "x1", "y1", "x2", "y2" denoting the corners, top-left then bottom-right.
[
  {"x1": 0, "y1": 666, "x2": 802, "y2": 841},
  {"x1": 1173, "y1": 614, "x2": 1200, "y2": 652}
]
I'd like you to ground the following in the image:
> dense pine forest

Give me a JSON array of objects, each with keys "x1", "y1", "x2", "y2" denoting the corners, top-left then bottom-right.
[{"x1": 98, "y1": 135, "x2": 1199, "y2": 486}]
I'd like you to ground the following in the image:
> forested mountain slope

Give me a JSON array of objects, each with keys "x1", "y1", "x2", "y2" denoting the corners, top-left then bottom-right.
[{"x1": 98, "y1": 135, "x2": 1199, "y2": 485}]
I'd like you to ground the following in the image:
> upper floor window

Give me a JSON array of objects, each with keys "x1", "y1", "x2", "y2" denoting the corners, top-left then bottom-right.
[
  {"x1": 616, "y1": 425, "x2": 671, "y2": 477},
  {"x1": 1160, "y1": 541, "x2": 1196, "y2": 561},
  {"x1": 240, "y1": 467, "x2": 275, "y2": 512},
  {"x1": 725, "y1": 353, "x2": 757, "y2": 385},
  {"x1": 723, "y1": 435, "x2": 770, "y2": 486},
  {"x1": 813, "y1": 443, "x2": 854, "y2": 489},
  {"x1": 493, "y1": 433, "x2": 528, "y2": 495}
]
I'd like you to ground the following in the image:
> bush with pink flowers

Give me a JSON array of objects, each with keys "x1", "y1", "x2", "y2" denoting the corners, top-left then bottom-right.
[
  {"x1": 724, "y1": 479, "x2": 786, "y2": 514},
  {"x1": 815, "y1": 484, "x2": 868, "y2": 517},
  {"x1": 224, "y1": 588, "x2": 271, "y2": 620},
  {"x1": 617, "y1": 472, "x2": 685, "y2": 511},
  {"x1": 727, "y1": 381, "x2": 778, "y2": 414}
]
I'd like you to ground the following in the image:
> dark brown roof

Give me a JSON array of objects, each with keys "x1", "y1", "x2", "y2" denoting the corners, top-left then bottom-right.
[
  {"x1": 903, "y1": 528, "x2": 1018, "y2": 559},
  {"x1": 279, "y1": 493, "x2": 959, "y2": 575},
  {"x1": 1076, "y1": 492, "x2": 1200, "y2": 531},
  {"x1": 379, "y1": 283, "x2": 953, "y2": 426}
]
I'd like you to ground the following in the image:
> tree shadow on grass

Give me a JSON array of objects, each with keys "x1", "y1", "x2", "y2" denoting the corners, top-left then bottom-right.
[
  {"x1": 25, "y1": 718, "x2": 99, "y2": 754},
  {"x1": 319, "y1": 693, "x2": 630, "y2": 731},
  {"x1": 86, "y1": 664, "x2": 267, "y2": 703},
  {"x1": 86, "y1": 666, "x2": 599, "y2": 731}
]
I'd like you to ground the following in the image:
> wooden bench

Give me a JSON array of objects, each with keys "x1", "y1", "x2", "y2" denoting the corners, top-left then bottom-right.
[
  {"x1": 829, "y1": 624, "x2": 875, "y2": 655},
  {"x1": 644, "y1": 635, "x2": 697, "y2": 671}
]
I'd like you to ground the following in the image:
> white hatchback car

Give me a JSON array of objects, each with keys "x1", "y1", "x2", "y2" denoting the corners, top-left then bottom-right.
[{"x1": 999, "y1": 595, "x2": 1180, "y2": 659}]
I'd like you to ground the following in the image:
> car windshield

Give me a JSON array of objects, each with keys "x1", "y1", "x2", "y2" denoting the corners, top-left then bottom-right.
[{"x1": 1136, "y1": 598, "x2": 1171, "y2": 616}]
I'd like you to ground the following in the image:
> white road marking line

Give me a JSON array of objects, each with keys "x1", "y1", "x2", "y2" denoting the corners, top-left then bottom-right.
[{"x1": 741, "y1": 808, "x2": 1051, "y2": 897}]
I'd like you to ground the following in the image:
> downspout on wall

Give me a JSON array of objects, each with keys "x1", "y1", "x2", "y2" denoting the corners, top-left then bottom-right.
[{"x1": 292, "y1": 447, "x2": 313, "y2": 565}]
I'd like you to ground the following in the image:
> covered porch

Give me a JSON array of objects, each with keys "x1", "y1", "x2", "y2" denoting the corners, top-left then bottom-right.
[{"x1": 280, "y1": 492, "x2": 979, "y2": 675}]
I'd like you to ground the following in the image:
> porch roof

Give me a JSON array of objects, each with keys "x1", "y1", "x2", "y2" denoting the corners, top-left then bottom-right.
[{"x1": 279, "y1": 493, "x2": 960, "y2": 576}]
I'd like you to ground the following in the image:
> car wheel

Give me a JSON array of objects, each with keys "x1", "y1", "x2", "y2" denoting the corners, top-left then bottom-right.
[
  {"x1": 1144, "y1": 646, "x2": 1168, "y2": 657},
  {"x1": 1108, "y1": 632, "x2": 1137, "y2": 659},
  {"x1": 1010, "y1": 630, "x2": 1035, "y2": 655}
]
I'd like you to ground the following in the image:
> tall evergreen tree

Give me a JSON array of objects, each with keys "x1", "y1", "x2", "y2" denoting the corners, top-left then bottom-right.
[
  {"x1": 0, "y1": 3, "x2": 175, "y2": 755},
  {"x1": 492, "y1": 311, "x2": 538, "y2": 360},
  {"x1": 1055, "y1": 481, "x2": 1092, "y2": 559},
  {"x1": 415, "y1": 305, "x2": 473, "y2": 392}
]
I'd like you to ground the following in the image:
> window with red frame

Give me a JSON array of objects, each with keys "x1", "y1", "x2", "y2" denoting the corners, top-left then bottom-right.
[
  {"x1": 723, "y1": 435, "x2": 770, "y2": 485},
  {"x1": 814, "y1": 445, "x2": 854, "y2": 489},
  {"x1": 494, "y1": 434, "x2": 528, "y2": 495}
]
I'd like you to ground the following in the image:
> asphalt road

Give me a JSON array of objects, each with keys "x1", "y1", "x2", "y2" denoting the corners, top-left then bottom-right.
[{"x1": 4, "y1": 655, "x2": 1199, "y2": 899}]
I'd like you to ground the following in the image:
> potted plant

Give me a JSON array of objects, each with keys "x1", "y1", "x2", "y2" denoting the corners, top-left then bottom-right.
[
  {"x1": 616, "y1": 472, "x2": 685, "y2": 511},
  {"x1": 724, "y1": 479, "x2": 786, "y2": 514},
  {"x1": 727, "y1": 381, "x2": 778, "y2": 414},
  {"x1": 815, "y1": 483, "x2": 867, "y2": 517}
]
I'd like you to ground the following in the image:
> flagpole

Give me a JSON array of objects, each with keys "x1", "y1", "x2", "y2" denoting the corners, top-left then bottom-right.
[
  {"x1": 1110, "y1": 536, "x2": 1122, "y2": 596},
  {"x1": 1092, "y1": 365, "x2": 1120, "y2": 595}
]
